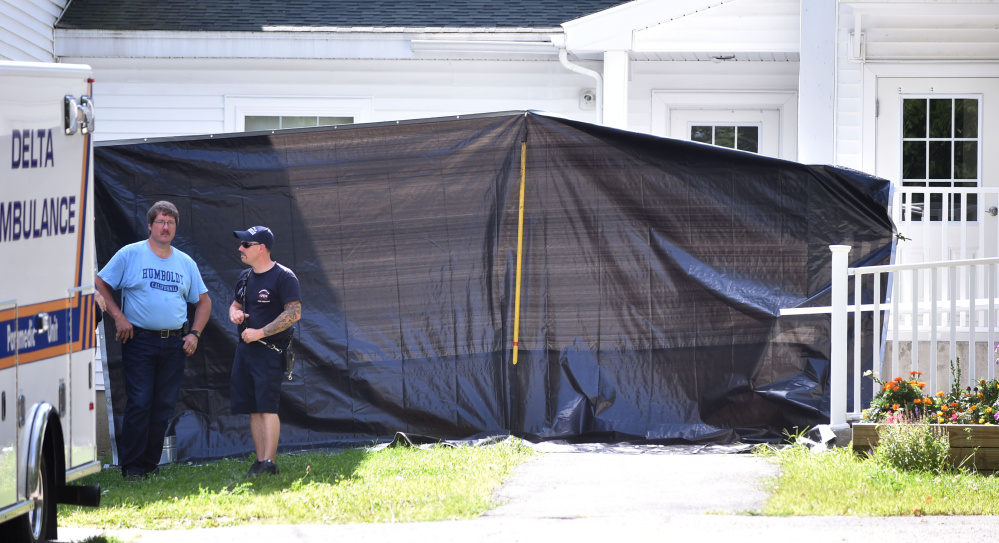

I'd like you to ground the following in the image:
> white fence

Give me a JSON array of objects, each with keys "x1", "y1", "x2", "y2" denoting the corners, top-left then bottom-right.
[
  {"x1": 781, "y1": 247, "x2": 999, "y2": 427},
  {"x1": 780, "y1": 186, "x2": 999, "y2": 427}
]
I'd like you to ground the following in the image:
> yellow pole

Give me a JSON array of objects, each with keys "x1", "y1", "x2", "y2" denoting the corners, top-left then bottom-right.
[{"x1": 512, "y1": 141, "x2": 527, "y2": 365}]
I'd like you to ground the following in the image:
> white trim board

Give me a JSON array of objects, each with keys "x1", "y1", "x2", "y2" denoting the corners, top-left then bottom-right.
[{"x1": 651, "y1": 90, "x2": 797, "y2": 160}]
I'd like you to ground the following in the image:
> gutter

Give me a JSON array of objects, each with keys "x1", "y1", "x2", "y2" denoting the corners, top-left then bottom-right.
[{"x1": 557, "y1": 48, "x2": 602, "y2": 125}]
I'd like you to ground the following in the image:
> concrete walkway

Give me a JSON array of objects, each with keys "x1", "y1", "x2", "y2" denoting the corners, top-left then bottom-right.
[{"x1": 56, "y1": 443, "x2": 999, "y2": 543}]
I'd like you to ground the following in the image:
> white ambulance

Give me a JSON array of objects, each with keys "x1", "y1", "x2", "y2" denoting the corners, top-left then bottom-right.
[{"x1": 0, "y1": 60, "x2": 102, "y2": 542}]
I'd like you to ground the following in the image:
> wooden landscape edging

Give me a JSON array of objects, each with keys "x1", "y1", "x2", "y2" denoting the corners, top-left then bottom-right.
[{"x1": 853, "y1": 423, "x2": 999, "y2": 471}]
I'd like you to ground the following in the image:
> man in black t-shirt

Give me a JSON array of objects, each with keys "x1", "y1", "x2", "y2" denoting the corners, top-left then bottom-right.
[{"x1": 229, "y1": 225, "x2": 301, "y2": 477}]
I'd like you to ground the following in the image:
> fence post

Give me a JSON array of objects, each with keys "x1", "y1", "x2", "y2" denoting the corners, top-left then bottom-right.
[{"x1": 830, "y1": 245, "x2": 850, "y2": 427}]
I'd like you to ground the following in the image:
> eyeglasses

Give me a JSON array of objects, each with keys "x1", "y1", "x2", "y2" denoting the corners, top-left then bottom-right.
[
  {"x1": 240, "y1": 241, "x2": 260, "y2": 248},
  {"x1": 153, "y1": 220, "x2": 177, "y2": 227}
]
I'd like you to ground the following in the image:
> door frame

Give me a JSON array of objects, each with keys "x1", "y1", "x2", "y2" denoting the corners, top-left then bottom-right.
[
  {"x1": 861, "y1": 63, "x2": 999, "y2": 177},
  {"x1": 651, "y1": 90, "x2": 798, "y2": 160}
]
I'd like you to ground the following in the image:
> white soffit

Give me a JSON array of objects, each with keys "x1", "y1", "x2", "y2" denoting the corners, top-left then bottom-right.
[
  {"x1": 844, "y1": 0, "x2": 999, "y2": 60},
  {"x1": 562, "y1": 0, "x2": 798, "y2": 57},
  {"x1": 633, "y1": 0, "x2": 800, "y2": 53},
  {"x1": 562, "y1": 0, "x2": 733, "y2": 52}
]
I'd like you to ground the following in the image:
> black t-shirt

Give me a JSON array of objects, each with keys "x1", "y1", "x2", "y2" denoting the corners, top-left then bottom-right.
[{"x1": 234, "y1": 262, "x2": 301, "y2": 341}]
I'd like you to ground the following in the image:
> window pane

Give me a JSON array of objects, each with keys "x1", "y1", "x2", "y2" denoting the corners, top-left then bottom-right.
[
  {"x1": 902, "y1": 141, "x2": 926, "y2": 179},
  {"x1": 281, "y1": 116, "x2": 314, "y2": 129},
  {"x1": 928, "y1": 141, "x2": 952, "y2": 179},
  {"x1": 929, "y1": 192, "x2": 943, "y2": 221},
  {"x1": 736, "y1": 126, "x2": 759, "y2": 153},
  {"x1": 714, "y1": 126, "x2": 735, "y2": 148},
  {"x1": 954, "y1": 141, "x2": 978, "y2": 179},
  {"x1": 902, "y1": 99, "x2": 926, "y2": 139},
  {"x1": 906, "y1": 192, "x2": 924, "y2": 221},
  {"x1": 245, "y1": 116, "x2": 281, "y2": 131},
  {"x1": 318, "y1": 116, "x2": 353, "y2": 126},
  {"x1": 690, "y1": 126, "x2": 712, "y2": 143},
  {"x1": 954, "y1": 99, "x2": 978, "y2": 138},
  {"x1": 929, "y1": 99, "x2": 952, "y2": 139}
]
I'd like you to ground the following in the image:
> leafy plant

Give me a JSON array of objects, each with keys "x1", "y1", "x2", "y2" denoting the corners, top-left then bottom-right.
[{"x1": 872, "y1": 414, "x2": 952, "y2": 474}]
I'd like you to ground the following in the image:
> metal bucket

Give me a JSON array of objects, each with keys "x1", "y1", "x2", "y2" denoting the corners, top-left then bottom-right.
[{"x1": 159, "y1": 435, "x2": 176, "y2": 465}]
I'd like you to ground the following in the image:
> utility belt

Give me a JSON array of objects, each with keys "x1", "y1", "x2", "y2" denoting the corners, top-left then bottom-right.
[
  {"x1": 255, "y1": 330, "x2": 296, "y2": 381},
  {"x1": 133, "y1": 326, "x2": 186, "y2": 338}
]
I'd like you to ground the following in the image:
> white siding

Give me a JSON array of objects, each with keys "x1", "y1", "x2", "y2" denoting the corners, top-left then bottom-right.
[
  {"x1": 67, "y1": 58, "x2": 603, "y2": 142},
  {"x1": 0, "y1": 0, "x2": 65, "y2": 62},
  {"x1": 834, "y1": 3, "x2": 866, "y2": 172}
]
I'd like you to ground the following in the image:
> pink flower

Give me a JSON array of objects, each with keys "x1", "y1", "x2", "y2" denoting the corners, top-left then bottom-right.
[{"x1": 952, "y1": 413, "x2": 959, "y2": 421}]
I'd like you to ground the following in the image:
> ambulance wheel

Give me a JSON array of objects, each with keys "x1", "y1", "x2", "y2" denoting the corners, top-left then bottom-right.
[{"x1": 0, "y1": 452, "x2": 55, "y2": 542}]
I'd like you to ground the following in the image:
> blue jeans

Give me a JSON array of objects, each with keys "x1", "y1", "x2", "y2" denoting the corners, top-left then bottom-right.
[{"x1": 118, "y1": 333, "x2": 186, "y2": 475}]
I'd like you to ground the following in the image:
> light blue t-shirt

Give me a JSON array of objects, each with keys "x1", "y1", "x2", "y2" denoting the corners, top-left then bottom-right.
[{"x1": 97, "y1": 240, "x2": 208, "y2": 330}]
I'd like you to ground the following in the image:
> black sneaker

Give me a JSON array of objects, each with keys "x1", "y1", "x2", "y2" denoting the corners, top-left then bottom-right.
[
  {"x1": 246, "y1": 460, "x2": 263, "y2": 477},
  {"x1": 259, "y1": 459, "x2": 279, "y2": 475}
]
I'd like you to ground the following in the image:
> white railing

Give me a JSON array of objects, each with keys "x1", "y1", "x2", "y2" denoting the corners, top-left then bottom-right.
[
  {"x1": 781, "y1": 246, "x2": 999, "y2": 427},
  {"x1": 779, "y1": 186, "x2": 999, "y2": 427},
  {"x1": 893, "y1": 186, "x2": 999, "y2": 262},
  {"x1": 837, "y1": 248, "x2": 999, "y2": 425}
]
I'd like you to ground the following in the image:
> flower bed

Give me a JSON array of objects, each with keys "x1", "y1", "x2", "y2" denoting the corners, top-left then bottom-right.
[
  {"x1": 855, "y1": 362, "x2": 999, "y2": 470},
  {"x1": 853, "y1": 423, "x2": 999, "y2": 471}
]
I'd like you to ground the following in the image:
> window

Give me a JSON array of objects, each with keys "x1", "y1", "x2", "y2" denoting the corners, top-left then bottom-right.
[
  {"x1": 900, "y1": 96, "x2": 981, "y2": 221},
  {"x1": 224, "y1": 96, "x2": 373, "y2": 133},
  {"x1": 244, "y1": 116, "x2": 354, "y2": 131},
  {"x1": 690, "y1": 124, "x2": 760, "y2": 153}
]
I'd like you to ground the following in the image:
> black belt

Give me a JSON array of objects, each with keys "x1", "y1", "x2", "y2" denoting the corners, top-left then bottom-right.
[{"x1": 134, "y1": 327, "x2": 185, "y2": 338}]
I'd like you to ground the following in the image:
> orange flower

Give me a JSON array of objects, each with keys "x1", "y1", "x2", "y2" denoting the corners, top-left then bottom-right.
[
  {"x1": 918, "y1": 382, "x2": 927, "y2": 388},
  {"x1": 937, "y1": 391, "x2": 945, "y2": 397},
  {"x1": 894, "y1": 376, "x2": 903, "y2": 382},
  {"x1": 892, "y1": 385, "x2": 900, "y2": 392},
  {"x1": 892, "y1": 404, "x2": 901, "y2": 410},
  {"x1": 951, "y1": 402, "x2": 959, "y2": 408},
  {"x1": 942, "y1": 406, "x2": 949, "y2": 412},
  {"x1": 910, "y1": 371, "x2": 923, "y2": 377}
]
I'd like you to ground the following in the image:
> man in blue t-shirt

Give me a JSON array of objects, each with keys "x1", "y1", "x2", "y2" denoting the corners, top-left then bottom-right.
[
  {"x1": 96, "y1": 201, "x2": 211, "y2": 481},
  {"x1": 229, "y1": 225, "x2": 301, "y2": 477}
]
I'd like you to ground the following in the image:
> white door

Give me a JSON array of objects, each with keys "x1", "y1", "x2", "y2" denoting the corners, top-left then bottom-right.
[{"x1": 877, "y1": 78, "x2": 999, "y2": 263}]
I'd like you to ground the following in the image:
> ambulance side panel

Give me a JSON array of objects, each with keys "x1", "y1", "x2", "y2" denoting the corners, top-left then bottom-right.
[{"x1": 0, "y1": 60, "x2": 99, "y2": 518}]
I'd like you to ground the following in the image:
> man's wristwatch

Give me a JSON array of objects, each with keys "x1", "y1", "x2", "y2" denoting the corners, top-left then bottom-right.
[{"x1": 191, "y1": 330, "x2": 201, "y2": 339}]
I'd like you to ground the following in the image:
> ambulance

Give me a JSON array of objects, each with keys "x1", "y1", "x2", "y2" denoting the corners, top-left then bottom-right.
[{"x1": 0, "y1": 60, "x2": 102, "y2": 542}]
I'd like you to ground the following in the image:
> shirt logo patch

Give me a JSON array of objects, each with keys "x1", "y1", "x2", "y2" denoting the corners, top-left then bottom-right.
[{"x1": 257, "y1": 289, "x2": 271, "y2": 303}]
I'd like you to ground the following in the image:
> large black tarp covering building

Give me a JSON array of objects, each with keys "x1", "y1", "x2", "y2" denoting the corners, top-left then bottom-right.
[{"x1": 95, "y1": 112, "x2": 893, "y2": 461}]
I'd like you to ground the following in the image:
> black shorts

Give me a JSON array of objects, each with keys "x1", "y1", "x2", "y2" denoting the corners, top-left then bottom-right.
[{"x1": 230, "y1": 341, "x2": 283, "y2": 414}]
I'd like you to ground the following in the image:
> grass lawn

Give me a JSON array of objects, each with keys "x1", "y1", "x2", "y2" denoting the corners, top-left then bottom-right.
[
  {"x1": 61, "y1": 439, "x2": 535, "y2": 530},
  {"x1": 759, "y1": 442, "x2": 999, "y2": 516}
]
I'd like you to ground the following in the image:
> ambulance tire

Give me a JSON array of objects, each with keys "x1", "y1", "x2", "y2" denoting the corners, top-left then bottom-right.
[{"x1": 0, "y1": 450, "x2": 55, "y2": 543}]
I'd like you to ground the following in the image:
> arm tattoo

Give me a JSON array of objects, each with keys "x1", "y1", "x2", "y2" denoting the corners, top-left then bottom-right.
[{"x1": 262, "y1": 300, "x2": 301, "y2": 337}]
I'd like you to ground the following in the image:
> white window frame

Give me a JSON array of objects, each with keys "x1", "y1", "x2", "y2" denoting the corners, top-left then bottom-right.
[
  {"x1": 651, "y1": 91, "x2": 797, "y2": 160},
  {"x1": 224, "y1": 96, "x2": 374, "y2": 133}
]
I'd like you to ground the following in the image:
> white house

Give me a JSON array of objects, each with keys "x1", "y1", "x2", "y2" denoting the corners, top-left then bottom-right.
[
  {"x1": 1, "y1": 1, "x2": 993, "y2": 184},
  {"x1": 5, "y1": 0, "x2": 999, "y2": 402}
]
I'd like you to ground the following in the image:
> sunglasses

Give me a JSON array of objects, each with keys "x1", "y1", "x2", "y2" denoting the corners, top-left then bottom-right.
[{"x1": 240, "y1": 241, "x2": 260, "y2": 248}]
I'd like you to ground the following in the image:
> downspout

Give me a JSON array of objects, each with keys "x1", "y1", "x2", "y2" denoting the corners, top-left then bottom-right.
[{"x1": 558, "y1": 48, "x2": 603, "y2": 125}]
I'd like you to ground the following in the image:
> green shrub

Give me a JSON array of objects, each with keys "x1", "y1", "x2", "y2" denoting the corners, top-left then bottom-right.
[{"x1": 873, "y1": 419, "x2": 952, "y2": 474}]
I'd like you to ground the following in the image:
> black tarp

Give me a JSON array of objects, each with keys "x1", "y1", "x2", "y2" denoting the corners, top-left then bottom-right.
[{"x1": 95, "y1": 112, "x2": 893, "y2": 461}]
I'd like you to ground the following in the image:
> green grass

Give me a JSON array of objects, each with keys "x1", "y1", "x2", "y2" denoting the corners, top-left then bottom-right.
[
  {"x1": 61, "y1": 440, "x2": 535, "y2": 529},
  {"x1": 758, "y1": 442, "x2": 999, "y2": 516}
]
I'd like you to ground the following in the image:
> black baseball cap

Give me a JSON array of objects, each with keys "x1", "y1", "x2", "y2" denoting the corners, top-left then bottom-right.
[{"x1": 233, "y1": 226, "x2": 274, "y2": 248}]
